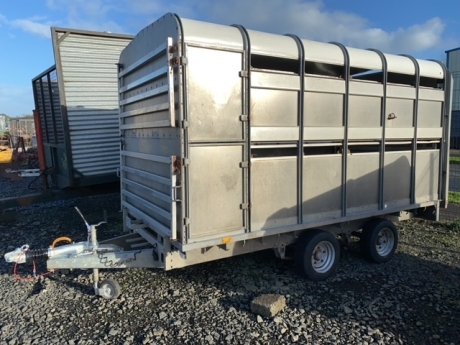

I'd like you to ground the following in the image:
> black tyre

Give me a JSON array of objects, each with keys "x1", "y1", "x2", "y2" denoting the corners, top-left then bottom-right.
[
  {"x1": 295, "y1": 230, "x2": 340, "y2": 281},
  {"x1": 360, "y1": 219, "x2": 398, "y2": 263},
  {"x1": 98, "y1": 279, "x2": 121, "y2": 300}
]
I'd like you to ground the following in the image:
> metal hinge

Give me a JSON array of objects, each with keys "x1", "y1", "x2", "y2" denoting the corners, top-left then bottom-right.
[
  {"x1": 239, "y1": 70, "x2": 249, "y2": 78},
  {"x1": 183, "y1": 218, "x2": 190, "y2": 226},
  {"x1": 240, "y1": 203, "x2": 250, "y2": 210},
  {"x1": 181, "y1": 120, "x2": 189, "y2": 128},
  {"x1": 239, "y1": 115, "x2": 248, "y2": 122},
  {"x1": 239, "y1": 161, "x2": 249, "y2": 168},
  {"x1": 171, "y1": 56, "x2": 188, "y2": 65},
  {"x1": 182, "y1": 158, "x2": 190, "y2": 166},
  {"x1": 171, "y1": 186, "x2": 181, "y2": 202}
]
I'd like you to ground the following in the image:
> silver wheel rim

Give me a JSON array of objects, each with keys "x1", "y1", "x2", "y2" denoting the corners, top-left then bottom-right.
[
  {"x1": 311, "y1": 241, "x2": 335, "y2": 273},
  {"x1": 101, "y1": 283, "x2": 115, "y2": 299},
  {"x1": 375, "y1": 228, "x2": 395, "y2": 256}
]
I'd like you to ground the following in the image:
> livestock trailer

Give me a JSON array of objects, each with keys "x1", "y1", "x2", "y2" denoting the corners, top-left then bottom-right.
[
  {"x1": 32, "y1": 28, "x2": 133, "y2": 188},
  {"x1": 6, "y1": 13, "x2": 451, "y2": 299}
]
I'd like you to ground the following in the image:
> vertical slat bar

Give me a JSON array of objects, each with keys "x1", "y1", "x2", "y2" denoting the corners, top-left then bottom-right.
[
  {"x1": 368, "y1": 49, "x2": 388, "y2": 210},
  {"x1": 173, "y1": 14, "x2": 189, "y2": 243},
  {"x1": 232, "y1": 24, "x2": 251, "y2": 233},
  {"x1": 286, "y1": 34, "x2": 305, "y2": 224},
  {"x1": 401, "y1": 55, "x2": 420, "y2": 205},
  {"x1": 431, "y1": 60, "x2": 451, "y2": 207},
  {"x1": 331, "y1": 42, "x2": 350, "y2": 217}
]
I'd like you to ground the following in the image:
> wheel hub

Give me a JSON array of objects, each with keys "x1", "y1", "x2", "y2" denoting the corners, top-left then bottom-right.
[
  {"x1": 375, "y1": 228, "x2": 395, "y2": 256},
  {"x1": 311, "y1": 241, "x2": 335, "y2": 273},
  {"x1": 100, "y1": 282, "x2": 116, "y2": 298}
]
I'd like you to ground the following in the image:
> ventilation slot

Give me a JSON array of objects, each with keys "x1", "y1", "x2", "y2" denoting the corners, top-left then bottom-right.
[
  {"x1": 251, "y1": 55, "x2": 299, "y2": 74},
  {"x1": 305, "y1": 61, "x2": 344, "y2": 78}
]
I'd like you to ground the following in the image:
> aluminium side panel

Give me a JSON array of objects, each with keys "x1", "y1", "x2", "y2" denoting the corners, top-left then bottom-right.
[
  {"x1": 180, "y1": 19, "x2": 247, "y2": 242},
  {"x1": 184, "y1": 45, "x2": 246, "y2": 240},
  {"x1": 52, "y1": 28, "x2": 133, "y2": 186}
]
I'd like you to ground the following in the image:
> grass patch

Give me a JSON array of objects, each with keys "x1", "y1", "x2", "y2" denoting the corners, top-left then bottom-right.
[
  {"x1": 450, "y1": 156, "x2": 460, "y2": 164},
  {"x1": 448, "y1": 219, "x2": 460, "y2": 233},
  {"x1": 449, "y1": 191, "x2": 460, "y2": 205}
]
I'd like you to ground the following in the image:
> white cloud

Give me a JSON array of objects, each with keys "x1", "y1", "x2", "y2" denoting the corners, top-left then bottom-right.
[
  {"x1": 42, "y1": 0, "x2": 447, "y2": 54},
  {"x1": 10, "y1": 19, "x2": 51, "y2": 38},
  {"x1": 390, "y1": 18, "x2": 445, "y2": 53},
  {"x1": 194, "y1": 0, "x2": 446, "y2": 54},
  {"x1": 46, "y1": 0, "x2": 124, "y2": 33},
  {"x1": 7, "y1": 0, "x2": 448, "y2": 54},
  {"x1": 0, "y1": 13, "x2": 54, "y2": 39}
]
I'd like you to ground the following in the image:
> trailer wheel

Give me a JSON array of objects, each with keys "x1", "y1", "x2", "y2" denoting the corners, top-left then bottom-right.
[
  {"x1": 98, "y1": 279, "x2": 121, "y2": 300},
  {"x1": 295, "y1": 230, "x2": 340, "y2": 281},
  {"x1": 360, "y1": 219, "x2": 398, "y2": 263}
]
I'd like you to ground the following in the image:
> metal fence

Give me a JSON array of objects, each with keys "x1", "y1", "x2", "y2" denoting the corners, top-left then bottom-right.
[
  {"x1": 8, "y1": 118, "x2": 36, "y2": 148},
  {"x1": 9, "y1": 119, "x2": 35, "y2": 137}
]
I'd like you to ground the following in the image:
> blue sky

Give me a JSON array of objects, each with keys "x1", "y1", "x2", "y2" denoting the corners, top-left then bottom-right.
[{"x1": 1, "y1": 0, "x2": 460, "y2": 117}]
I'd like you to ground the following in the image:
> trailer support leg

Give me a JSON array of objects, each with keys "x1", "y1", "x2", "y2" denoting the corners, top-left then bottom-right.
[{"x1": 93, "y1": 268, "x2": 99, "y2": 295}]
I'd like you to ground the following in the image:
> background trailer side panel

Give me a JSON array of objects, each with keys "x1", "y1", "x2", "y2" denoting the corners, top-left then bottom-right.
[{"x1": 32, "y1": 29, "x2": 133, "y2": 188}]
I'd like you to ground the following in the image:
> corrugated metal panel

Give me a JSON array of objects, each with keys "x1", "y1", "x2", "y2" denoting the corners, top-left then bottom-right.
[
  {"x1": 447, "y1": 49, "x2": 460, "y2": 146},
  {"x1": 451, "y1": 110, "x2": 460, "y2": 137},
  {"x1": 54, "y1": 29, "x2": 133, "y2": 176},
  {"x1": 447, "y1": 49, "x2": 460, "y2": 111}
]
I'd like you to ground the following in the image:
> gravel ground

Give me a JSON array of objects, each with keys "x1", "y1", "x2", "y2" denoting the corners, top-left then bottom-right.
[
  {"x1": 0, "y1": 179, "x2": 460, "y2": 345},
  {"x1": 0, "y1": 170, "x2": 46, "y2": 199}
]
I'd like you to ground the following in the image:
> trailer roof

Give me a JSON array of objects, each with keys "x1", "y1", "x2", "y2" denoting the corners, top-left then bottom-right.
[{"x1": 126, "y1": 13, "x2": 446, "y2": 80}]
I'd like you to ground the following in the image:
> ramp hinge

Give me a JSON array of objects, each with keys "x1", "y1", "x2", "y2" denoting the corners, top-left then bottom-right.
[
  {"x1": 171, "y1": 56, "x2": 188, "y2": 65},
  {"x1": 240, "y1": 203, "x2": 250, "y2": 210},
  {"x1": 239, "y1": 161, "x2": 249, "y2": 168},
  {"x1": 182, "y1": 158, "x2": 190, "y2": 166},
  {"x1": 181, "y1": 120, "x2": 189, "y2": 128},
  {"x1": 239, "y1": 115, "x2": 248, "y2": 122},
  {"x1": 183, "y1": 218, "x2": 190, "y2": 226},
  {"x1": 239, "y1": 70, "x2": 249, "y2": 78}
]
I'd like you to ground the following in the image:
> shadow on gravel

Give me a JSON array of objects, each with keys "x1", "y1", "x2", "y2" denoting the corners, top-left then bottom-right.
[
  {"x1": 164, "y1": 242, "x2": 460, "y2": 345},
  {"x1": 27, "y1": 279, "x2": 46, "y2": 297},
  {"x1": 46, "y1": 274, "x2": 95, "y2": 295}
]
